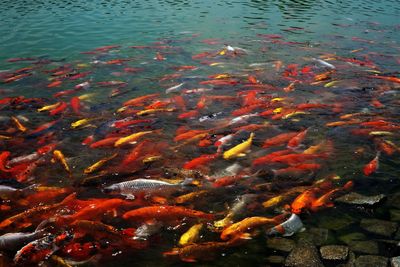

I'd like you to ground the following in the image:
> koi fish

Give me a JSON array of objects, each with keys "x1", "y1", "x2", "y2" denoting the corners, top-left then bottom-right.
[
  {"x1": 164, "y1": 234, "x2": 248, "y2": 262},
  {"x1": 363, "y1": 152, "x2": 380, "y2": 176},
  {"x1": 220, "y1": 214, "x2": 286, "y2": 240},
  {"x1": 84, "y1": 153, "x2": 118, "y2": 174},
  {"x1": 262, "y1": 132, "x2": 298, "y2": 148},
  {"x1": 266, "y1": 213, "x2": 304, "y2": 236},
  {"x1": 223, "y1": 133, "x2": 254, "y2": 160},
  {"x1": 114, "y1": 130, "x2": 156, "y2": 147},
  {"x1": 123, "y1": 93, "x2": 160, "y2": 106},
  {"x1": 53, "y1": 150, "x2": 71, "y2": 176},
  {"x1": 123, "y1": 205, "x2": 214, "y2": 222},
  {"x1": 287, "y1": 128, "x2": 308, "y2": 149},
  {"x1": 183, "y1": 153, "x2": 219, "y2": 170},
  {"x1": 179, "y1": 223, "x2": 203, "y2": 246},
  {"x1": 104, "y1": 178, "x2": 191, "y2": 199}
]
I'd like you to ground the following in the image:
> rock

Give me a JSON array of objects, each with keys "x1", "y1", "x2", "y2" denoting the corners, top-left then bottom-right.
[
  {"x1": 320, "y1": 245, "x2": 349, "y2": 260},
  {"x1": 318, "y1": 213, "x2": 355, "y2": 230},
  {"x1": 355, "y1": 255, "x2": 388, "y2": 267},
  {"x1": 337, "y1": 251, "x2": 356, "y2": 267},
  {"x1": 336, "y1": 192, "x2": 386, "y2": 206},
  {"x1": 360, "y1": 219, "x2": 398, "y2": 237},
  {"x1": 297, "y1": 227, "x2": 329, "y2": 246},
  {"x1": 391, "y1": 256, "x2": 400, "y2": 267},
  {"x1": 285, "y1": 241, "x2": 323, "y2": 267},
  {"x1": 395, "y1": 229, "x2": 400, "y2": 240},
  {"x1": 339, "y1": 232, "x2": 367, "y2": 244},
  {"x1": 266, "y1": 237, "x2": 296, "y2": 252},
  {"x1": 349, "y1": 240, "x2": 379, "y2": 254},
  {"x1": 388, "y1": 193, "x2": 400, "y2": 209},
  {"x1": 390, "y1": 210, "x2": 400, "y2": 222},
  {"x1": 266, "y1": 255, "x2": 285, "y2": 264}
]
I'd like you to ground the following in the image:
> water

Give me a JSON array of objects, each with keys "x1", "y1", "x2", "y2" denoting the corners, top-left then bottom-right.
[{"x1": 1, "y1": 1, "x2": 400, "y2": 266}]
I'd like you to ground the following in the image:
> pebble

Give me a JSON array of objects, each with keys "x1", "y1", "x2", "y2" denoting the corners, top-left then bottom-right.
[
  {"x1": 336, "y1": 192, "x2": 386, "y2": 206},
  {"x1": 320, "y1": 245, "x2": 349, "y2": 260},
  {"x1": 355, "y1": 255, "x2": 388, "y2": 267},
  {"x1": 285, "y1": 241, "x2": 323, "y2": 267},
  {"x1": 266, "y1": 237, "x2": 296, "y2": 252},
  {"x1": 360, "y1": 219, "x2": 398, "y2": 237}
]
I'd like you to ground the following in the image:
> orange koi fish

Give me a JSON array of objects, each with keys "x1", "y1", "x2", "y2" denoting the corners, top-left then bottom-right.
[
  {"x1": 291, "y1": 189, "x2": 318, "y2": 214},
  {"x1": 252, "y1": 149, "x2": 292, "y2": 166},
  {"x1": 47, "y1": 80, "x2": 62, "y2": 88},
  {"x1": 123, "y1": 205, "x2": 214, "y2": 222},
  {"x1": 123, "y1": 93, "x2": 160, "y2": 106}
]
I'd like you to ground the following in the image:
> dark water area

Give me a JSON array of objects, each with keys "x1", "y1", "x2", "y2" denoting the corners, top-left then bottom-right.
[{"x1": 0, "y1": 1, "x2": 400, "y2": 266}]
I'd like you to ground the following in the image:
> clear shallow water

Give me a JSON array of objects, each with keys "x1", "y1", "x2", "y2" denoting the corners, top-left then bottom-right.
[{"x1": 1, "y1": 1, "x2": 400, "y2": 267}]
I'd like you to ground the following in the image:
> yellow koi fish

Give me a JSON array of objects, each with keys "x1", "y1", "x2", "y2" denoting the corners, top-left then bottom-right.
[
  {"x1": 84, "y1": 153, "x2": 118, "y2": 174},
  {"x1": 179, "y1": 223, "x2": 203, "y2": 246},
  {"x1": 136, "y1": 108, "x2": 174, "y2": 116},
  {"x1": 53, "y1": 150, "x2": 71, "y2": 176},
  {"x1": 71, "y1": 118, "x2": 93, "y2": 129},
  {"x1": 114, "y1": 130, "x2": 155, "y2": 147},
  {"x1": 223, "y1": 133, "x2": 254, "y2": 160},
  {"x1": 37, "y1": 103, "x2": 60, "y2": 112},
  {"x1": 11, "y1": 116, "x2": 27, "y2": 132}
]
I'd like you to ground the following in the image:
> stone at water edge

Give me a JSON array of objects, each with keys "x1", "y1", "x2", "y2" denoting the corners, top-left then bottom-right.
[
  {"x1": 355, "y1": 255, "x2": 388, "y2": 267},
  {"x1": 320, "y1": 245, "x2": 349, "y2": 260},
  {"x1": 336, "y1": 192, "x2": 386, "y2": 206},
  {"x1": 349, "y1": 240, "x2": 379, "y2": 255},
  {"x1": 284, "y1": 240, "x2": 323, "y2": 267},
  {"x1": 266, "y1": 237, "x2": 296, "y2": 252},
  {"x1": 391, "y1": 256, "x2": 400, "y2": 267},
  {"x1": 360, "y1": 218, "x2": 398, "y2": 237}
]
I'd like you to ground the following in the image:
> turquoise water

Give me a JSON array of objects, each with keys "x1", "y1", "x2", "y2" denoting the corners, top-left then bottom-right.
[{"x1": 1, "y1": 1, "x2": 400, "y2": 266}]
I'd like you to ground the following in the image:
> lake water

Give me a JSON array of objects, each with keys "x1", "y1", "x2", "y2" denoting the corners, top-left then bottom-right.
[{"x1": 1, "y1": 1, "x2": 400, "y2": 266}]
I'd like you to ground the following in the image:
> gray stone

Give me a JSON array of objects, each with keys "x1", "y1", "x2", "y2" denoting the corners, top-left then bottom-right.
[
  {"x1": 320, "y1": 245, "x2": 349, "y2": 260},
  {"x1": 355, "y1": 255, "x2": 388, "y2": 267},
  {"x1": 266, "y1": 255, "x2": 285, "y2": 264},
  {"x1": 285, "y1": 242, "x2": 323, "y2": 267},
  {"x1": 390, "y1": 209, "x2": 400, "y2": 222},
  {"x1": 297, "y1": 227, "x2": 329, "y2": 246},
  {"x1": 266, "y1": 237, "x2": 296, "y2": 252},
  {"x1": 349, "y1": 240, "x2": 379, "y2": 255},
  {"x1": 360, "y1": 219, "x2": 398, "y2": 237},
  {"x1": 336, "y1": 192, "x2": 386, "y2": 206},
  {"x1": 391, "y1": 256, "x2": 400, "y2": 267}
]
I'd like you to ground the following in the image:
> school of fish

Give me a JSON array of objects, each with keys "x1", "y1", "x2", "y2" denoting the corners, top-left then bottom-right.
[{"x1": 0, "y1": 28, "x2": 399, "y2": 266}]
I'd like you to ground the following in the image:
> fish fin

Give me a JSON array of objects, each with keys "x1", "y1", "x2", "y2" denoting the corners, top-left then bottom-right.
[
  {"x1": 151, "y1": 196, "x2": 168, "y2": 204},
  {"x1": 325, "y1": 202, "x2": 334, "y2": 207},
  {"x1": 239, "y1": 233, "x2": 252, "y2": 240}
]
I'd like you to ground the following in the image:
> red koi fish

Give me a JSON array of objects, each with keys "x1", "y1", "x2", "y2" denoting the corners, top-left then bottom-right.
[
  {"x1": 95, "y1": 45, "x2": 120, "y2": 51},
  {"x1": 271, "y1": 153, "x2": 328, "y2": 166},
  {"x1": 178, "y1": 110, "x2": 199, "y2": 119},
  {"x1": 29, "y1": 120, "x2": 58, "y2": 136},
  {"x1": 53, "y1": 89, "x2": 76, "y2": 98},
  {"x1": 49, "y1": 102, "x2": 68, "y2": 116},
  {"x1": 199, "y1": 79, "x2": 239, "y2": 86},
  {"x1": 70, "y1": 97, "x2": 81, "y2": 115},
  {"x1": 113, "y1": 119, "x2": 153, "y2": 129},
  {"x1": 90, "y1": 137, "x2": 120, "y2": 149},
  {"x1": 183, "y1": 153, "x2": 219, "y2": 170},
  {"x1": 47, "y1": 80, "x2": 62, "y2": 88},
  {"x1": 0, "y1": 151, "x2": 11, "y2": 172},
  {"x1": 287, "y1": 128, "x2": 308, "y2": 149},
  {"x1": 369, "y1": 75, "x2": 400, "y2": 84},
  {"x1": 363, "y1": 152, "x2": 379, "y2": 176},
  {"x1": 172, "y1": 95, "x2": 186, "y2": 111},
  {"x1": 262, "y1": 132, "x2": 299, "y2": 148}
]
